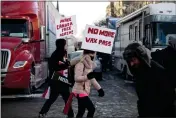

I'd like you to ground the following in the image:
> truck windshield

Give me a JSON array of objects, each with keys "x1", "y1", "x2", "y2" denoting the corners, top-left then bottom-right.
[
  {"x1": 1, "y1": 19, "x2": 28, "y2": 38},
  {"x1": 152, "y1": 22, "x2": 176, "y2": 46}
]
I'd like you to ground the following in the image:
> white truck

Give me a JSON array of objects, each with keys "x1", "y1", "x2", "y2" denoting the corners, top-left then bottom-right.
[{"x1": 113, "y1": 3, "x2": 176, "y2": 80}]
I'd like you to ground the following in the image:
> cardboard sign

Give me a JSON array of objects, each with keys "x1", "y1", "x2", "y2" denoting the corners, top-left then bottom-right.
[
  {"x1": 81, "y1": 25, "x2": 116, "y2": 54},
  {"x1": 56, "y1": 15, "x2": 76, "y2": 38}
]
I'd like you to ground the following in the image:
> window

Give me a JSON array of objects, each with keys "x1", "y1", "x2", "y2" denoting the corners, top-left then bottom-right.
[
  {"x1": 144, "y1": 24, "x2": 151, "y2": 48},
  {"x1": 135, "y1": 26, "x2": 137, "y2": 41},
  {"x1": 1, "y1": 19, "x2": 28, "y2": 38},
  {"x1": 152, "y1": 22, "x2": 176, "y2": 46},
  {"x1": 30, "y1": 22, "x2": 33, "y2": 37},
  {"x1": 129, "y1": 25, "x2": 133, "y2": 40},
  {"x1": 139, "y1": 21, "x2": 142, "y2": 40}
]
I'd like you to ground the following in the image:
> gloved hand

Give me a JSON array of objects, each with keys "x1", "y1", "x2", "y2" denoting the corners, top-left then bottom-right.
[
  {"x1": 98, "y1": 88, "x2": 104, "y2": 97},
  {"x1": 87, "y1": 72, "x2": 97, "y2": 80}
]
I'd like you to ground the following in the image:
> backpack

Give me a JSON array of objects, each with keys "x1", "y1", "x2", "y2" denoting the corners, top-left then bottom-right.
[
  {"x1": 68, "y1": 65, "x2": 76, "y2": 87},
  {"x1": 68, "y1": 62, "x2": 85, "y2": 87}
]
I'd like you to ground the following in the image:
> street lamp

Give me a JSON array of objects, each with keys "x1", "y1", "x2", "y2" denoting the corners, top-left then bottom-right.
[{"x1": 56, "y1": 0, "x2": 59, "y2": 12}]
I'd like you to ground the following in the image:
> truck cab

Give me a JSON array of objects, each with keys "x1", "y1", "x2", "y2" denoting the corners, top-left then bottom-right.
[{"x1": 1, "y1": 1, "x2": 47, "y2": 94}]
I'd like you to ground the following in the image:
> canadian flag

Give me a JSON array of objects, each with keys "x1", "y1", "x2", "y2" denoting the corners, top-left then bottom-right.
[
  {"x1": 58, "y1": 61, "x2": 64, "y2": 65},
  {"x1": 63, "y1": 92, "x2": 75, "y2": 115},
  {"x1": 42, "y1": 87, "x2": 50, "y2": 99},
  {"x1": 58, "y1": 69, "x2": 68, "y2": 77}
]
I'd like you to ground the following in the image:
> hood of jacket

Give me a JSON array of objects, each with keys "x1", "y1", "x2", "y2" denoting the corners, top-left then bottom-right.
[
  {"x1": 123, "y1": 43, "x2": 152, "y2": 76},
  {"x1": 80, "y1": 55, "x2": 95, "y2": 69},
  {"x1": 123, "y1": 43, "x2": 151, "y2": 67}
]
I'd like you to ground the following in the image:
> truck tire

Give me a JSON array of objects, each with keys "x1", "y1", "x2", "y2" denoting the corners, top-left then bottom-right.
[{"x1": 25, "y1": 66, "x2": 36, "y2": 94}]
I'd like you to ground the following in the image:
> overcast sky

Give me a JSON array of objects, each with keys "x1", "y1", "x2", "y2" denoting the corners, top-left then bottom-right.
[{"x1": 52, "y1": 2, "x2": 109, "y2": 40}]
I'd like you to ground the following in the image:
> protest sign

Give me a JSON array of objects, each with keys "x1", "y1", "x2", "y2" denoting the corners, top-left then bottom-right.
[
  {"x1": 81, "y1": 25, "x2": 116, "y2": 54},
  {"x1": 56, "y1": 15, "x2": 76, "y2": 38}
]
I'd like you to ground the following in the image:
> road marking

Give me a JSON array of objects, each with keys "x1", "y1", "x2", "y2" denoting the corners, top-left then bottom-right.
[{"x1": 1, "y1": 94, "x2": 43, "y2": 99}]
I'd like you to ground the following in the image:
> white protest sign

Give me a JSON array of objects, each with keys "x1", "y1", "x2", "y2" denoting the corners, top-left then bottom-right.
[
  {"x1": 81, "y1": 25, "x2": 116, "y2": 54},
  {"x1": 56, "y1": 15, "x2": 77, "y2": 38}
]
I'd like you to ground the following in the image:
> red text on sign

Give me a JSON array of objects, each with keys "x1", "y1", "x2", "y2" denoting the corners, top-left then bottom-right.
[
  {"x1": 60, "y1": 17, "x2": 71, "y2": 23},
  {"x1": 60, "y1": 30, "x2": 73, "y2": 37},
  {"x1": 87, "y1": 27, "x2": 115, "y2": 38},
  {"x1": 86, "y1": 37, "x2": 98, "y2": 43},
  {"x1": 57, "y1": 22, "x2": 73, "y2": 30},
  {"x1": 99, "y1": 30, "x2": 115, "y2": 38},
  {"x1": 62, "y1": 26, "x2": 71, "y2": 32},
  {"x1": 88, "y1": 27, "x2": 99, "y2": 34},
  {"x1": 98, "y1": 39, "x2": 111, "y2": 46}
]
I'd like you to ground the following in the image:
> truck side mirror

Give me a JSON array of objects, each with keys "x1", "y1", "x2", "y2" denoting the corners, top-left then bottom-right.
[
  {"x1": 40, "y1": 26, "x2": 46, "y2": 40},
  {"x1": 22, "y1": 38, "x2": 30, "y2": 43}
]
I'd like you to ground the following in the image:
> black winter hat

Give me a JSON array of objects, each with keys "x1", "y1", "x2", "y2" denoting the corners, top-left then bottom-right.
[
  {"x1": 55, "y1": 38, "x2": 66, "y2": 50},
  {"x1": 123, "y1": 43, "x2": 151, "y2": 67}
]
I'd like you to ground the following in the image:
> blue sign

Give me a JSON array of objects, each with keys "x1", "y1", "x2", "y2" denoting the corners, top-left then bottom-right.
[{"x1": 107, "y1": 17, "x2": 121, "y2": 29}]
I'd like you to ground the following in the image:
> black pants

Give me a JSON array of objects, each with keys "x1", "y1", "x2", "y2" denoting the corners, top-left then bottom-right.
[
  {"x1": 39, "y1": 81, "x2": 74, "y2": 117},
  {"x1": 76, "y1": 96, "x2": 95, "y2": 118}
]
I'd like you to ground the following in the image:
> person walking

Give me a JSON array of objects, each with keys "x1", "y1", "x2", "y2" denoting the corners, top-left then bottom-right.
[
  {"x1": 151, "y1": 36, "x2": 176, "y2": 88},
  {"x1": 38, "y1": 39, "x2": 74, "y2": 118},
  {"x1": 123, "y1": 43, "x2": 175, "y2": 117},
  {"x1": 72, "y1": 49, "x2": 105, "y2": 118}
]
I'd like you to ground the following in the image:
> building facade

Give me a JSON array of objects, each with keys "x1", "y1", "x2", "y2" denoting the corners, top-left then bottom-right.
[{"x1": 106, "y1": 1, "x2": 175, "y2": 17}]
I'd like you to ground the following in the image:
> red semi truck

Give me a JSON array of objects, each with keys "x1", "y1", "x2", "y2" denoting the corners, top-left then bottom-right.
[{"x1": 1, "y1": 1, "x2": 62, "y2": 94}]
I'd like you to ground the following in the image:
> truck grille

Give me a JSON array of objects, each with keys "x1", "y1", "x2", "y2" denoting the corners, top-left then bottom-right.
[{"x1": 1, "y1": 50, "x2": 10, "y2": 70}]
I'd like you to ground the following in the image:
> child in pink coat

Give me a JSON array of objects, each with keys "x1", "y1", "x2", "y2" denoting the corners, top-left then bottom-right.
[{"x1": 72, "y1": 49, "x2": 105, "y2": 117}]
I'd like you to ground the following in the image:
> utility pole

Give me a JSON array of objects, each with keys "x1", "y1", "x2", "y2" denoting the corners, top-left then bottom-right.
[{"x1": 56, "y1": 0, "x2": 59, "y2": 12}]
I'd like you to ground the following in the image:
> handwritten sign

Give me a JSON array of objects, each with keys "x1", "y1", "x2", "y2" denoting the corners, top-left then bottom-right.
[
  {"x1": 81, "y1": 25, "x2": 116, "y2": 54},
  {"x1": 56, "y1": 15, "x2": 76, "y2": 38}
]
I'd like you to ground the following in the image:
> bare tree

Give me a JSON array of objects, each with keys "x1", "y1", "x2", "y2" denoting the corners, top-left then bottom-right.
[
  {"x1": 110, "y1": 2, "x2": 117, "y2": 17},
  {"x1": 94, "y1": 19, "x2": 107, "y2": 27}
]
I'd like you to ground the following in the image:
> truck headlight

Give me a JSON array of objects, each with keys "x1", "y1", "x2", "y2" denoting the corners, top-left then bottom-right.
[{"x1": 13, "y1": 61, "x2": 27, "y2": 68}]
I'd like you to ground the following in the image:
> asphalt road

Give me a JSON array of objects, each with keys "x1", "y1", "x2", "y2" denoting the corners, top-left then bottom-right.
[{"x1": 1, "y1": 71, "x2": 138, "y2": 118}]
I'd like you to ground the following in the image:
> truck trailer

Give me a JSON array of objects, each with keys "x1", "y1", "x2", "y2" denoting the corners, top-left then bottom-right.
[
  {"x1": 113, "y1": 3, "x2": 176, "y2": 80},
  {"x1": 1, "y1": 1, "x2": 70, "y2": 94}
]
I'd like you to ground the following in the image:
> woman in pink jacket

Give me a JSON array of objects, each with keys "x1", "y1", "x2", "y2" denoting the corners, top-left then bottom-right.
[{"x1": 72, "y1": 49, "x2": 105, "y2": 118}]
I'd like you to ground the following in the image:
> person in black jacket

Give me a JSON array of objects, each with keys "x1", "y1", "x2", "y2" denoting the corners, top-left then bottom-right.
[
  {"x1": 151, "y1": 36, "x2": 176, "y2": 88},
  {"x1": 97, "y1": 52, "x2": 111, "y2": 72},
  {"x1": 123, "y1": 43, "x2": 175, "y2": 117},
  {"x1": 38, "y1": 39, "x2": 74, "y2": 118}
]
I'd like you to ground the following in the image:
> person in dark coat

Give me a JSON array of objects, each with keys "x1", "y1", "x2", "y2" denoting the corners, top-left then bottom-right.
[
  {"x1": 97, "y1": 52, "x2": 111, "y2": 72},
  {"x1": 123, "y1": 43, "x2": 175, "y2": 117},
  {"x1": 38, "y1": 39, "x2": 74, "y2": 118},
  {"x1": 151, "y1": 36, "x2": 176, "y2": 88}
]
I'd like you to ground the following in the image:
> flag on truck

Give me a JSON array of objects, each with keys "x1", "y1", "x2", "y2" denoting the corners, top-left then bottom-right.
[{"x1": 42, "y1": 87, "x2": 50, "y2": 99}]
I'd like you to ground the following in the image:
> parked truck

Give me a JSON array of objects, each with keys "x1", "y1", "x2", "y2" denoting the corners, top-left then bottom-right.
[
  {"x1": 1, "y1": 1, "x2": 72, "y2": 94},
  {"x1": 113, "y1": 3, "x2": 176, "y2": 80}
]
